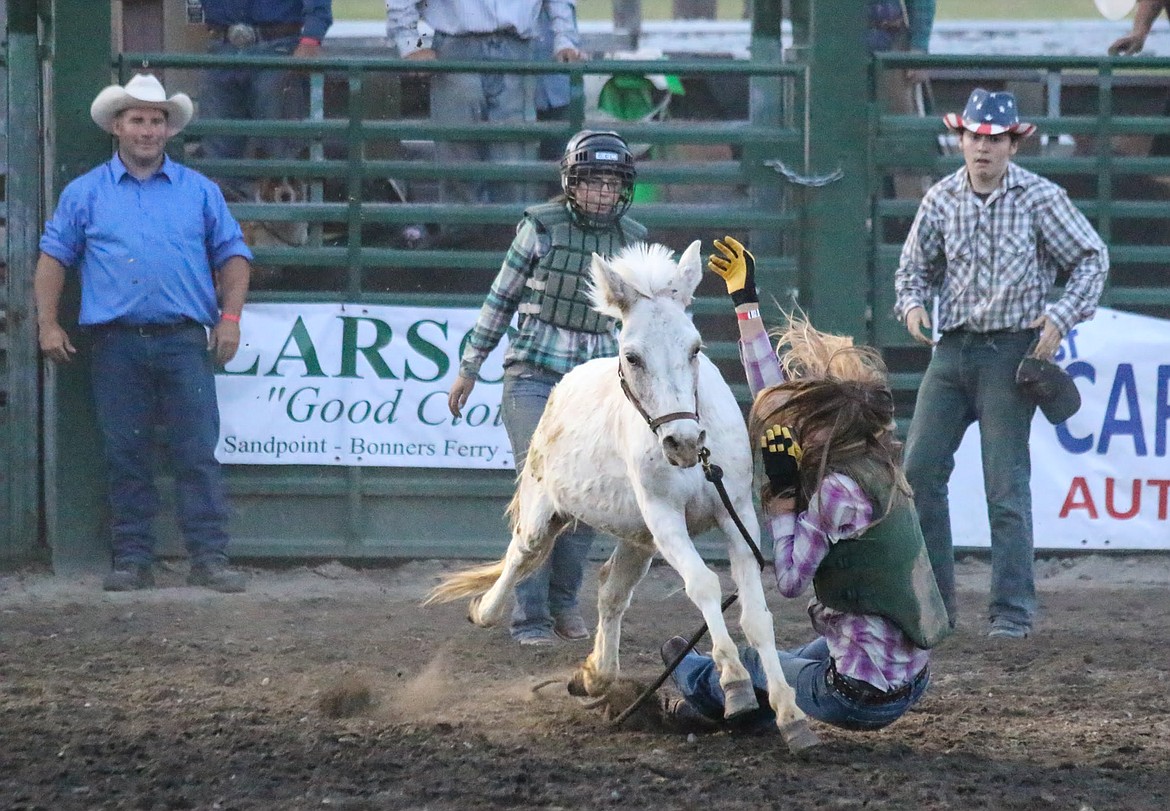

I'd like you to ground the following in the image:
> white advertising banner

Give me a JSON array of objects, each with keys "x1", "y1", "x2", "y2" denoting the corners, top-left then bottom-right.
[
  {"x1": 949, "y1": 308, "x2": 1169, "y2": 550},
  {"x1": 215, "y1": 303, "x2": 515, "y2": 469}
]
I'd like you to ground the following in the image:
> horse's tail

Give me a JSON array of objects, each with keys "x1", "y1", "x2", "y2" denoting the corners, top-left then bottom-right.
[
  {"x1": 423, "y1": 559, "x2": 509, "y2": 605},
  {"x1": 423, "y1": 478, "x2": 560, "y2": 606}
]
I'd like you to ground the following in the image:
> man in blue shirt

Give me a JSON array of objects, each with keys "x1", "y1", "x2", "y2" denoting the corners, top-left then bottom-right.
[
  {"x1": 35, "y1": 74, "x2": 254, "y2": 593},
  {"x1": 196, "y1": 1, "x2": 332, "y2": 198}
]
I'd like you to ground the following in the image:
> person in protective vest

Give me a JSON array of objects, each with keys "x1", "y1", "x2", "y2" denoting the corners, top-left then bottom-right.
[
  {"x1": 657, "y1": 236, "x2": 950, "y2": 733},
  {"x1": 448, "y1": 130, "x2": 646, "y2": 646}
]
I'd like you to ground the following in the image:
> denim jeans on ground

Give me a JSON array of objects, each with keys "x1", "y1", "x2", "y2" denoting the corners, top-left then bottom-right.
[
  {"x1": 903, "y1": 329, "x2": 1038, "y2": 629},
  {"x1": 501, "y1": 363, "x2": 595, "y2": 638},
  {"x1": 200, "y1": 37, "x2": 307, "y2": 179},
  {"x1": 89, "y1": 325, "x2": 231, "y2": 567},
  {"x1": 671, "y1": 638, "x2": 929, "y2": 731}
]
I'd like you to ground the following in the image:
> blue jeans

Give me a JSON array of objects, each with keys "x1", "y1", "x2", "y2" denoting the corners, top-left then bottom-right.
[
  {"x1": 501, "y1": 363, "x2": 595, "y2": 638},
  {"x1": 89, "y1": 324, "x2": 231, "y2": 567},
  {"x1": 430, "y1": 31, "x2": 535, "y2": 206},
  {"x1": 904, "y1": 329, "x2": 1038, "y2": 629},
  {"x1": 201, "y1": 37, "x2": 307, "y2": 181},
  {"x1": 672, "y1": 638, "x2": 930, "y2": 732}
]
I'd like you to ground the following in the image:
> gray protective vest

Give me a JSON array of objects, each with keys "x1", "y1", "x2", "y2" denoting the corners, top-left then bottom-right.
[
  {"x1": 519, "y1": 202, "x2": 647, "y2": 334},
  {"x1": 812, "y1": 461, "x2": 952, "y2": 649}
]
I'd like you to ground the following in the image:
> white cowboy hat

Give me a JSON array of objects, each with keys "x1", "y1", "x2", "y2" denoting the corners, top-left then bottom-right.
[
  {"x1": 90, "y1": 73, "x2": 194, "y2": 137},
  {"x1": 1094, "y1": 0, "x2": 1136, "y2": 21}
]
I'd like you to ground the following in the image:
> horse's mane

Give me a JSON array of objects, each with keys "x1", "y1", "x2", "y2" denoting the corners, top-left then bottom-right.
[{"x1": 589, "y1": 242, "x2": 682, "y2": 304}]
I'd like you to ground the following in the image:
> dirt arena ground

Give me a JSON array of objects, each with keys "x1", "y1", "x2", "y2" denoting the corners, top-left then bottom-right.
[{"x1": 2, "y1": 554, "x2": 1169, "y2": 811}]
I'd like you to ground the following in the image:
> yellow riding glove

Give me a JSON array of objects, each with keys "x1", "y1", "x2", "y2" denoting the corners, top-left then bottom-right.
[
  {"x1": 708, "y1": 235, "x2": 758, "y2": 306},
  {"x1": 760, "y1": 425, "x2": 802, "y2": 496}
]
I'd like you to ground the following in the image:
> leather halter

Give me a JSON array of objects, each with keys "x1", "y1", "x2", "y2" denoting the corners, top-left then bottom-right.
[{"x1": 617, "y1": 361, "x2": 700, "y2": 433}]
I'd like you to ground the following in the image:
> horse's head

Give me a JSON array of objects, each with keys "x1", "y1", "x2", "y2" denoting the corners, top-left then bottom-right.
[{"x1": 589, "y1": 240, "x2": 707, "y2": 468}]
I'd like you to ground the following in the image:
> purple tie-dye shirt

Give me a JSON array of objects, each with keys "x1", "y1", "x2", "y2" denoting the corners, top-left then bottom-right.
[{"x1": 740, "y1": 328, "x2": 930, "y2": 691}]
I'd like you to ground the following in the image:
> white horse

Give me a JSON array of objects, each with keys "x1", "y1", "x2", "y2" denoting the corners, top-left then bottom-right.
[{"x1": 427, "y1": 240, "x2": 816, "y2": 752}]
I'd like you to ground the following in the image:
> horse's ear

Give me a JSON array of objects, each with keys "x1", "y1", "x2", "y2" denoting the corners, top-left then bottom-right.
[
  {"x1": 589, "y1": 252, "x2": 637, "y2": 318},
  {"x1": 669, "y1": 240, "x2": 704, "y2": 307}
]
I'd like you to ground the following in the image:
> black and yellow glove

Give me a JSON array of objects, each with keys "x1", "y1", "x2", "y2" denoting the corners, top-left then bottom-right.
[
  {"x1": 707, "y1": 235, "x2": 758, "y2": 306},
  {"x1": 760, "y1": 425, "x2": 802, "y2": 496}
]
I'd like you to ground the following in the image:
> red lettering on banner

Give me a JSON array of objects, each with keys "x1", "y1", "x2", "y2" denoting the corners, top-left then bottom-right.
[
  {"x1": 1105, "y1": 478, "x2": 1141, "y2": 519},
  {"x1": 1151, "y1": 480, "x2": 1170, "y2": 520},
  {"x1": 1060, "y1": 477, "x2": 1098, "y2": 518},
  {"x1": 1059, "y1": 478, "x2": 1170, "y2": 521}
]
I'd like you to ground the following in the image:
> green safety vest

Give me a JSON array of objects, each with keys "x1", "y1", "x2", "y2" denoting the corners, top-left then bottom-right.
[
  {"x1": 519, "y1": 202, "x2": 647, "y2": 334},
  {"x1": 812, "y1": 460, "x2": 952, "y2": 649}
]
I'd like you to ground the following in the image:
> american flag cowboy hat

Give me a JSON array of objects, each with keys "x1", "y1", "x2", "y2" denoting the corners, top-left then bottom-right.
[{"x1": 943, "y1": 88, "x2": 1037, "y2": 138}]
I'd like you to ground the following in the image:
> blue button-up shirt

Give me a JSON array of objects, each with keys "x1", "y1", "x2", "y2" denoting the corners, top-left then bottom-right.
[
  {"x1": 39, "y1": 153, "x2": 253, "y2": 327},
  {"x1": 202, "y1": 1, "x2": 333, "y2": 42}
]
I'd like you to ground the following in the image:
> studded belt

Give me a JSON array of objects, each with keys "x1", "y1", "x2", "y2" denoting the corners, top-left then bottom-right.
[{"x1": 825, "y1": 661, "x2": 926, "y2": 706}]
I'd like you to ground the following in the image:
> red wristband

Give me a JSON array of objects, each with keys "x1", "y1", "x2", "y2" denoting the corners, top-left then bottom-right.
[
  {"x1": 736, "y1": 308, "x2": 761, "y2": 321},
  {"x1": 299, "y1": 37, "x2": 320, "y2": 46},
  {"x1": 220, "y1": 313, "x2": 241, "y2": 323}
]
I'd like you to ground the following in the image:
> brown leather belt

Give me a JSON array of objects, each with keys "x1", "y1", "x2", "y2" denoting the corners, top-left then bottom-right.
[
  {"x1": 208, "y1": 22, "x2": 302, "y2": 44},
  {"x1": 825, "y1": 661, "x2": 927, "y2": 706}
]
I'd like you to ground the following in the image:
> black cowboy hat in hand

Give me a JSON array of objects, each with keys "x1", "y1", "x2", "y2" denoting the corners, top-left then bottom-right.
[{"x1": 1016, "y1": 355, "x2": 1081, "y2": 425}]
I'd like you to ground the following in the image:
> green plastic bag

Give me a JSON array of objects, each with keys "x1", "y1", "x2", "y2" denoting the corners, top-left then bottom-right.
[{"x1": 597, "y1": 74, "x2": 684, "y2": 122}]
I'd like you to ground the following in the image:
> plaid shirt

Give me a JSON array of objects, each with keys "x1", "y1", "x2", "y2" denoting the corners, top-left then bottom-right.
[
  {"x1": 741, "y1": 328, "x2": 930, "y2": 690},
  {"x1": 895, "y1": 162, "x2": 1108, "y2": 337},
  {"x1": 458, "y1": 213, "x2": 619, "y2": 379}
]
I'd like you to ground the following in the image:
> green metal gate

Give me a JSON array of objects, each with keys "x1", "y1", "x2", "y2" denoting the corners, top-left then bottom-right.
[
  {"x1": 115, "y1": 58, "x2": 805, "y2": 560},
  {"x1": 1, "y1": 0, "x2": 44, "y2": 565},
  {"x1": 32, "y1": 0, "x2": 826, "y2": 568},
  {"x1": 22, "y1": 3, "x2": 1168, "y2": 570}
]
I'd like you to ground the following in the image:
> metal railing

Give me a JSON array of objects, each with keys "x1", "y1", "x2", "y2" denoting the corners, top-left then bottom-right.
[
  {"x1": 118, "y1": 53, "x2": 805, "y2": 305},
  {"x1": 3, "y1": 26, "x2": 44, "y2": 563}
]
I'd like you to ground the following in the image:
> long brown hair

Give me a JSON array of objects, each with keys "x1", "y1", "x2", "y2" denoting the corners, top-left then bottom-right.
[{"x1": 748, "y1": 314, "x2": 910, "y2": 518}]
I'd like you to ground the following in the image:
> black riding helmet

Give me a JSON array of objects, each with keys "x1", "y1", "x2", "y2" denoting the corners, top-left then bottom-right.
[{"x1": 560, "y1": 129, "x2": 637, "y2": 227}]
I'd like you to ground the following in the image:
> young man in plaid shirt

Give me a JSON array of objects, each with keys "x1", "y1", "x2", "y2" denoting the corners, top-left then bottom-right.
[{"x1": 895, "y1": 89, "x2": 1109, "y2": 640}]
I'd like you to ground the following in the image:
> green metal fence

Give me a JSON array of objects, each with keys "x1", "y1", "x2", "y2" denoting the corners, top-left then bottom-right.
[
  {"x1": 14, "y1": 0, "x2": 899, "y2": 570},
  {"x1": 1, "y1": 3, "x2": 44, "y2": 565},
  {"x1": 28, "y1": 6, "x2": 1167, "y2": 568},
  {"x1": 871, "y1": 52, "x2": 1170, "y2": 414},
  {"x1": 103, "y1": 51, "x2": 807, "y2": 559}
]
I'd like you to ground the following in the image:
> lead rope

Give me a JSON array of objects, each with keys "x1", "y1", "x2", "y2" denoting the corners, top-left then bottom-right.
[{"x1": 611, "y1": 447, "x2": 768, "y2": 726}]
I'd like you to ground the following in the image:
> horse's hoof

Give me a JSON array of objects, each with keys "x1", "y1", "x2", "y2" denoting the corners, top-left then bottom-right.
[
  {"x1": 567, "y1": 670, "x2": 589, "y2": 697},
  {"x1": 466, "y1": 595, "x2": 488, "y2": 626},
  {"x1": 780, "y1": 719, "x2": 821, "y2": 755},
  {"x1": 721, "y1": 679, "x2": 759, "y2": 720}
]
